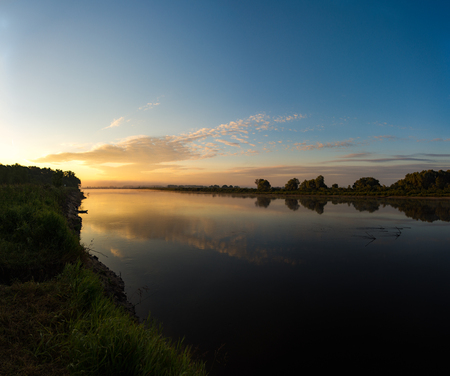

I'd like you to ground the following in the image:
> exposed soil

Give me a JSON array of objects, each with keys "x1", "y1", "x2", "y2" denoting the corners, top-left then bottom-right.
[{"x1": 82, "y1": 254, "x2": 137, "y2": 321}]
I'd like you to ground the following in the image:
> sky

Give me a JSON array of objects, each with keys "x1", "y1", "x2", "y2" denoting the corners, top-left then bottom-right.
[{"x1": 1, "y1": 0, "x2": 449, "y2": 187}]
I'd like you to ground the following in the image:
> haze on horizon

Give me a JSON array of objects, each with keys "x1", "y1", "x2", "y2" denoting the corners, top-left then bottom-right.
[{"x1": 1, "y1": 0, "x2": 449, "y2": 188}]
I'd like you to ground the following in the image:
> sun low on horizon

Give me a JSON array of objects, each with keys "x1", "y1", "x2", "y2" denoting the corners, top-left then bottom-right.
[{"x1": 1, "y1": 0, "x2": 449, "y2": 188}]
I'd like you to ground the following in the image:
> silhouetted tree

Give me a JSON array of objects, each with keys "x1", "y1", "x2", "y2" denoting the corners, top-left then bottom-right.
[
  {"x1": 315, "y1": 175, "x2": 327, "y2": 189},
  {"x1": 392, "y1": 169, "x2": 450, "y2": 191},
  {"x1": 52, "y1": 169, "x2": 64, "y2": 187},
  {"x1": 299, "y1": 175, "x2": 327, "y2": 190},
  {"x1": 352, "y1": 177, "x2": 381, "y2": 190},
  {"x1": 284, "y1": 178, "x2": 299, "y2": 191},
  {"x1": 255, "y1": 179, "x2": 271, "y2": 191}
]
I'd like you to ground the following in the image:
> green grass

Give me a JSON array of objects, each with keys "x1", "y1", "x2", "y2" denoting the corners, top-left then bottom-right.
[
  {"x1": 62, "y1": 263, "x2": 206, "y2": 376},
  {"x1": 0, "y1": 184, "x2": 208, "y2": 375},
  {"x1": 0, "y1": 185, "x2": 85, "y2": 282},
  {"x1": 0, "y1": 263, "x2": 207, "y2": 376}
]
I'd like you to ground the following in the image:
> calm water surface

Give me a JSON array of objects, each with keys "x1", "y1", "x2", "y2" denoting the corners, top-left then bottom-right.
[{"x1": 80, "y1": 190, "x2": 450, "y2": 374}]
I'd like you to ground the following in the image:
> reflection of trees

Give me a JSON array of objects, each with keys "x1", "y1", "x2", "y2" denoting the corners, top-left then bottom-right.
[
  {"x1": 351, "y1": 200, "x2": 380, "y2": 213},
  {"x1": 298, "y1": 197, "x2": 327, "y2": 214},
  {"x1": 327, "y1": 197, "x2": 380, "y2": 213},
  {"x1": 285, "y1": 198, "x2": 300, "y2": 211},
  {"x1": 385, "y1": 199, "x2": 450, "y2": 222},
  {"x1": 255, "y1": 197, "x2": 273, "y2": 208},
  {"x1": 291, "y1": 196, "x2": 450, "y2": 222}
]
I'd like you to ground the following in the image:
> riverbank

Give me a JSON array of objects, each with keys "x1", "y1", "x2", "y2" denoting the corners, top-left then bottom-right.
[
  {"x1": 148, "y1": 189, "x2": 450, "y2": 200},
  {"x1": 0, "y1": 184, "x2": 207, "y2": 376},
  {"x1": 64, "y1": 189, "x2": 137, "y2": 319},
  {"x1": 135, "y1": 186, "x2": 450, "y2": 199}
]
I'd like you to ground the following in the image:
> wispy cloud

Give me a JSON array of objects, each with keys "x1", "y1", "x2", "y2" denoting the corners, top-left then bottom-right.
[
  {"x1": 34, "y1": 110, "x2": 425, "y2": 182},
  {"x1": 292, "y1": 138, "x2": 356, "y2": 151},
  {"x1": 138, "y1": 96, "x2": 163, "y2": 111},
  {"x1": 34, "y1": 135, "x2": 197, "y2": 167},
  {"x1": 339, "y1": 153, "x2": 373, "y2": 159},
  {"x1": 373, "y1": 135, "x2": 399, "y2": 141},
  {"x1": 138, "y1": 101, "x2": 161, "y2": 111},
  {"x1": 334, "y1": 156, "x2": 434, "y2": 163},
  {"x1": 216, "y1": 139, "x2": 240, "y2": 147},
  {"x1": 273, "y1": 113, "x2": 307, "y2": 123},
  {"x1": 422, "y1": 153, "x2": 450, "y2": 157},
  {"x1": 102, "y1": 117, "x2": 125, "y2": 130},
  {"x1": 331, "y1": 152, "x2": 450, "y2": 164}
]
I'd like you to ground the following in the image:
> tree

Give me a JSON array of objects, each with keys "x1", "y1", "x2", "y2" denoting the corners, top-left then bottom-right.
[
  {"x1": 284, "y1": 178, "x2": 299, "y2": 191},
  {"x1": 315, "y1": 175, "x2": 327, "y2": 189},
  {"x1": 63, "y1": 170, "x2": 81, "y2": 188},
  {"x1": 52, "y1": 169, "x2": 64, "y2": 187},
  {"x1": 352, "y1": 177, "x2": 381, "y2": 190},
  {"x1": 299, "y1": 175, "x2": 327, "y2": 190},
  {"x1": 255, "y1": 179, "x2": 271, "y2": 191}
]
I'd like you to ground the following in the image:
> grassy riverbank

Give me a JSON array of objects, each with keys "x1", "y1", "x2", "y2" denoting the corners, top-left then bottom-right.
[{"x1": 0, "y1": 184, "x2": 207, "y2": 376}]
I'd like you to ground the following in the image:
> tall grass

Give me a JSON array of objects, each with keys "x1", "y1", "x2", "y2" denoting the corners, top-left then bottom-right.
[
  {"x1": 0, "y1": 185, "x2": 85, "y2": 282},
  {"x1": 61, "y1": 262, "x2": 208, "y2": 376}
]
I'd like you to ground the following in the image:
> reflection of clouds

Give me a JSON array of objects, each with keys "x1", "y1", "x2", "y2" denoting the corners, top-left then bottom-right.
[
  {"x1": 110, "y1": 247, "x2": 124, "y2": 258},
  {"x1": 84, "y1": 205, "x2": 300, "y2": 266}
]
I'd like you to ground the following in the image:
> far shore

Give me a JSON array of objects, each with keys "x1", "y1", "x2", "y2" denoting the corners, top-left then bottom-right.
[{"x1": 83, "y1": 187, "x2": 450, "y2": 200}]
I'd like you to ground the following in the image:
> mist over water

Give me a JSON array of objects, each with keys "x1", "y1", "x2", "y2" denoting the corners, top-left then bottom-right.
[{"x1": 81, "y1": 190, "x2": 450, "y2": 374}]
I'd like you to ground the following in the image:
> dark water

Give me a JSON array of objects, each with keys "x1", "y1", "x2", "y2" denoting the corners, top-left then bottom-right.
[{"x1": 80, "y1": 190, "x2": 450, "y2": 374}]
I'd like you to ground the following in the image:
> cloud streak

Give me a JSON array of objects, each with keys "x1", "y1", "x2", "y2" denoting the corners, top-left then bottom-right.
[
  {"x1": 273, "y1": 113, "x2": 307, "y2": 123},
  {"x1": 138, "y1": 101, "x2": 161, "y2": 111},
  {"x1": 292, "y1": 138, "x2": 356, "y2": 151},
  {"x1": 102, "y1": 117, "x2": 125, "y2": 130},
  {"x1": 34, "y1": 135, "x2": 197, "y2": 167}
]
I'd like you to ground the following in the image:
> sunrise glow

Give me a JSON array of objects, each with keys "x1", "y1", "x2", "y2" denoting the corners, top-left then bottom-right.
[{"x1": 1, "y1": 1, "x2": 449, "y2": 187}]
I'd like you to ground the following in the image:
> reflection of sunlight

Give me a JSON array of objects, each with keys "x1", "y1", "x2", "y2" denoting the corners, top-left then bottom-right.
[
  {"x1": 84, "y1": 222, "x2": 142, "y2": 241},
  {"x1": 110, "y1": 247, "x2": 124, "y2": 258},
  {"x1": 80, "y1": 190, "x2": 316, "y2": 266}
]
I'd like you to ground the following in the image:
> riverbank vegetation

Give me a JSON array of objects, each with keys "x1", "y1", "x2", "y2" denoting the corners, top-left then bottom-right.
[
  {"x1": 161, "y1": 169, "x2": 450, "y2": 197},
  {"x1": 0, "y1": 166, "x2": 207, "y2": 375}
]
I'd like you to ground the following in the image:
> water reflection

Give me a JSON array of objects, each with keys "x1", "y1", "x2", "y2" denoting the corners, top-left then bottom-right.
[
  {"x1": 284, "y1": 198, "x2": 299, "y2": 211},
  {"x1": 254, "y1": 196, "x2": 273, "y2": 208},
  {"x1": 80, "y1": 190, "x2": 450, "y2": 375},
  {"x1": 82, "y1": 191, "x2": 450, "y2": 268},
  {"x1": 281, "y1": 196, "x2": 450, "y2": 221}
]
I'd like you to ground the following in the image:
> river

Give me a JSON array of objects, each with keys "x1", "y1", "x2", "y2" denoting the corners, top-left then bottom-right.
[{"x1": 80, "y1": 189, "x2": 450, "y2": 374}]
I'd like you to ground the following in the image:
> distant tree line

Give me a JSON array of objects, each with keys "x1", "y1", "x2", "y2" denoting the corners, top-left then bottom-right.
[
  {"x1": 0, "y1": 164, "x2": 81, "y2": 188},
  {"x1": 262, "y1": 169, "x2": 450, "y2": 196},
  {"x1": 166, "y1": 169, "x2": 450, "y2": 197}
]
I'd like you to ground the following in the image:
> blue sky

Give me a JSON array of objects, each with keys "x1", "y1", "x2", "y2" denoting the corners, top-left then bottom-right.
[{"x1": 1, "y1": 0, "x2": 449, "y2": 187}]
